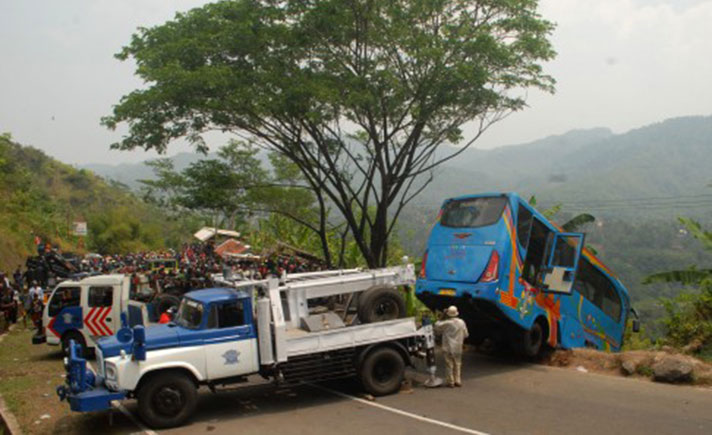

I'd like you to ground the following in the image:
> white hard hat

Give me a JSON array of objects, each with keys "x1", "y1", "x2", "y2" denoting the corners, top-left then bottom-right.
[{"x1": 446, "y1": 305, "x2": 459, "y2": 317}]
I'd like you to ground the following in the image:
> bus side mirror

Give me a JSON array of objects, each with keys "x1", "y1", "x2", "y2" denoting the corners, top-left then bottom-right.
[{"x1": 632, "y1": 319, "x2": 640, "y2": 333}]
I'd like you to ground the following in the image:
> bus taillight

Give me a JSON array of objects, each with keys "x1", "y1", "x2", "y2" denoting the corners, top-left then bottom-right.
[
  {"x1": 419, "y1": 250, "x2": 428, "y2": 278},
  {"x1": 480, "y1": 250, "x2": 500, "y2": 282}
]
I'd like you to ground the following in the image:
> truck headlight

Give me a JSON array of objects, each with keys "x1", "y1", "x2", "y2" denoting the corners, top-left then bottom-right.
[{"x1": 105, "y1": 362, "x2": 117, "y2": 381}]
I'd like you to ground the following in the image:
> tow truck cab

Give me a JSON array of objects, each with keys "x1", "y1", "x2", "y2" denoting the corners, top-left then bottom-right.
[
  {"x1": 60, "y1": 290, "x2": 260, "y2": 419},
  {"x1": 34, "y1": 274, "x2": 153, "y2": 354}
]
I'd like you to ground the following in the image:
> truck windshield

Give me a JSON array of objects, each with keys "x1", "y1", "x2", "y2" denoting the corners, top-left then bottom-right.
[
  {"x1": 440, "y1": 196, "x2": 508, "y2": 228},
  {"x1": 175, "y1": 298, "x2": 204, "y2": 329}
]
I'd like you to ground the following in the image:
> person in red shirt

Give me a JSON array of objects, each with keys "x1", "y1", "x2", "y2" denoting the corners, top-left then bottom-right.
[{"x1": 159, "y1": 307, "x2": 176, "y2": 324}]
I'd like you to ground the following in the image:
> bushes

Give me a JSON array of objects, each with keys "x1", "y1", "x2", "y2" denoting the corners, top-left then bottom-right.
[{"x1": 659, "y1": 281, "x2": 712, "y2": 360}]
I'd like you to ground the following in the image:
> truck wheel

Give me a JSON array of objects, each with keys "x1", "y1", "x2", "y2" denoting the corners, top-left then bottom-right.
[
  {"x1": 359, "y1": 347, "x2": 405, "y2": 396},
  {"x1": 137, "y1": 372, "x2": 197, "y2": 429},
  {"x1": 357, "y1": 287, "x2": 406, "y2": 323},
  {"x1": 155, "y1": 294, "x2": 181, "y2": 318},
  {"x1": 61, "y1": 331, "x2": 87, "y2": 358}
]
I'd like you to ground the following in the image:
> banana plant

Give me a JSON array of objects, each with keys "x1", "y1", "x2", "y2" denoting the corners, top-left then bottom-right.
[
  {"x1": 529, "y1": 195, "x2": 597, "y2": 254},
  {"x1": 644, "y1": 217, "x2": 712, "y2": 285}
]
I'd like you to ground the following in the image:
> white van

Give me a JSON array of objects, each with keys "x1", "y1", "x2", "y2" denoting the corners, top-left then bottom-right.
[{"x1": 34, "y1": 274, "x2": 154, "y2": 354}]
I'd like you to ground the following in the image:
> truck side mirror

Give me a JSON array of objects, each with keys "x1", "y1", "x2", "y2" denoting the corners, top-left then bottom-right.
[{"x1": 132, "y1": 326, "x2": 147, "y2": 361}]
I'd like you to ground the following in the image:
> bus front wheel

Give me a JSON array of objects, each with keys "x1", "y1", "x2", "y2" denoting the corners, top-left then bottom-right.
[{"x1": 514, "y1": 321, "x2": 545, "y2": 358}]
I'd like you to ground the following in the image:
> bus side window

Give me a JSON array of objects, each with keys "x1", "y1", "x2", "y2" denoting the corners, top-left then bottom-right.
[
  {"x1": 48, "y1": 287, "x2": 81, "y2": 317},
  {"x1": 88, "y1": 286, "x2": 113, "y2": 308},
  {"x1": 573, "y1": 259, "x2": 622, "y2": 322},
  {"x1": 517, "y1": 204, "x2": 533, "y2": 250}
]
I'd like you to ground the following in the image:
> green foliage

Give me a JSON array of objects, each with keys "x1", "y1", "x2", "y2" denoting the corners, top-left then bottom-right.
[
  {"x1": 0, "y1": 134, "x2": 196, "y2": 268},
  {"x1": 141, "y1": 140, "x2": 267, "y2": 229},
  {"x1": 622, "y1": 319, "x2": 654, "y2": 351},
  {"x1": 658, "y1": 282, "x2": 712, "y2": 354},
  {"x1": 643, "y1": 218, "x2": 712, "y2": 356}
]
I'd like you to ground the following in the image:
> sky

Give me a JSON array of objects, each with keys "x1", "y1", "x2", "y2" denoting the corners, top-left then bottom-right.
[{"x1": 1, "y1": 0, "x2": 711, "y2": 165}]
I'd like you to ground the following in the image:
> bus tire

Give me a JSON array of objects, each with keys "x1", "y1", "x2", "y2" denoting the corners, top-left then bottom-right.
[
  {"x1": 359, "y1": 347, "x2": 405, "y2": 396},
  {"x1": 61, "y1": 331, "x2": 87, "y2": 358},
  {"x1": 357, "y1": 287, "x2": 406, "y2": 323},
  {"x1": 517, "y1": 321, "x2": 545, "y2": 357},
  {"x1": 137, "y1": 371, "x2": 197, "y2": 429}
]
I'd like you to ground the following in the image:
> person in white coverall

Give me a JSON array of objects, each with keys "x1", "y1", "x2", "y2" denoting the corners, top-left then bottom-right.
[{"x1": 435, "y1": 305, "x2": 469, "y2": 387}]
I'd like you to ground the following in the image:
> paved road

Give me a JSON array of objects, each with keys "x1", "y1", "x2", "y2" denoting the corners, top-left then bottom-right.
[{"x1": 111, "y1": 351, "x2": 712, "y2": 435}]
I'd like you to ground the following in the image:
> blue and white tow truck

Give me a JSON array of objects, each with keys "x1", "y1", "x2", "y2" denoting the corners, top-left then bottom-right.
[{"x1": 57, "y1": 264, "x2": 437, "y2": 428}]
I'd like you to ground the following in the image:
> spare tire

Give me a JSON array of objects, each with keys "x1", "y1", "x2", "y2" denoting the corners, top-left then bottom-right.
[
  {"x1": 155, "y1": 294, "x2": 181, "y2": 318},
  {"x1": 357, "y1": 287, "x2": 406, "y2": 323}
]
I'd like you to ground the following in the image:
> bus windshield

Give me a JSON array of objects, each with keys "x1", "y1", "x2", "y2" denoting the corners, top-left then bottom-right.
[{"x1": 440, "y1": 196, "x2": 508, "y2": 229}]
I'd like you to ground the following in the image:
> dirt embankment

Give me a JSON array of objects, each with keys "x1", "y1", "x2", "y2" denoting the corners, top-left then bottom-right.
[{"x1": 544, "y1": 348, "x2": 712, "y2": 386}]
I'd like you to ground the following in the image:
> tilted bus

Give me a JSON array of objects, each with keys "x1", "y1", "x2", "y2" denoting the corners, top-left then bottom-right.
[{"x1": 415, "y1": 192, "x2": 637, "y2": 356}]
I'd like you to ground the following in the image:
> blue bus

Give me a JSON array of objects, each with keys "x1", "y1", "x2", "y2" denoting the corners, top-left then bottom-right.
[{"x1": 415, "y1": 192, "x2": 637, "y2": 356}]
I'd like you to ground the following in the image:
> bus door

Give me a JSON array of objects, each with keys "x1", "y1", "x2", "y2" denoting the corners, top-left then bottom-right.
[{"x1": 541, "y1": 232, "x2": 584, "y2": 294}]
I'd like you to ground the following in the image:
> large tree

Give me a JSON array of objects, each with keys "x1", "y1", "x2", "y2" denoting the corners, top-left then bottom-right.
[{"x1": 104, "y1": 0, "x2": 556, "y2": 267}]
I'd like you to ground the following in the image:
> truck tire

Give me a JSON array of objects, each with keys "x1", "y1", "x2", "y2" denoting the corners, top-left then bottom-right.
[
  {"x1": 61, "y1": 331, "x2": 87, "y2": 358},
  {"x1": 359, "y1": 347, "x2": 405, "y2": 396},
  {"x1": 137, "y1": 371, "x2": 197, "y2": 429},
  {"x1": 357, "y1": 287, "x2": 406, "y2": 323},
  {"x1": 155, "y1": 294, "x2": 181, "y2": 318}
]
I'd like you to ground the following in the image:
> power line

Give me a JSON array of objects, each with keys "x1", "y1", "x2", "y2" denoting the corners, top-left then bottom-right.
[{"x1": 537, "y1": 193, "x2": 712, "y2": 207}]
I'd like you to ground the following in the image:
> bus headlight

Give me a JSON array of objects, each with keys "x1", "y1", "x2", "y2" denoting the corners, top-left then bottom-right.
[{"x1": 105, "y1": 362, "x2": 117, "y2": 381}]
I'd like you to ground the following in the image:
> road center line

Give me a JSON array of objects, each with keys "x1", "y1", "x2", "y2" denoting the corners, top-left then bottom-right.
[{"x1": 309, "y1": 384, "x2": 490, "y2": 435}]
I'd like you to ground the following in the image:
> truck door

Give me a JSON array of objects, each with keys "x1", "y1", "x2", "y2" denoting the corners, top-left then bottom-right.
[
  {"x1": 204, "y1": 299, "x2": 259, "y2": 380},
  {"x1": 45, "y1": 286, "x2": 82, "y2": 341},
  {"x1": 85, "y1": 285, "x2": 120, "y2": 339},
  {"x1": 541, "y1": 232, "x2": 584, "y2": 294}
]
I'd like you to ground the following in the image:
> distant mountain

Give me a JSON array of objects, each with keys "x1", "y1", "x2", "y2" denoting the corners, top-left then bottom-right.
[
  {"x1": 84, "y1": 115, "x2": 712, "y2": 218},
  {"x1": 82, "y1": 152, "x2": 210, "y2": 190},
  {"x1": 420, "y1": 116, "x2": 712, "y2": 214}
]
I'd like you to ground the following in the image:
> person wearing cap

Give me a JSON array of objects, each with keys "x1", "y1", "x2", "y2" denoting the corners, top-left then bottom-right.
[{"x1": 435, "y1": 305, "x2": 469, "y2": 387}]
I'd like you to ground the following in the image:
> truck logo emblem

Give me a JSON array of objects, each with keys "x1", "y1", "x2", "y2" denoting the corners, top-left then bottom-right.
[
  {"x1": 62, "y1": 313, "x2": 73, "y2": 324},
  {"x1": 222, "y1": 350, "x2": 240, "y2": 365}
]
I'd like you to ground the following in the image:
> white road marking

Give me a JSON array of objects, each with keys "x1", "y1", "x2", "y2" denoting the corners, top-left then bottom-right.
[
  {"x1": 87, "y1": 362, "x2": 156, "y2": 435},
  {"x1": 310, "y1": 384, "x2": 490, "y2": 435},
  {"x1": 113, "y1": 402, "x2": 158, "y2": 435}
]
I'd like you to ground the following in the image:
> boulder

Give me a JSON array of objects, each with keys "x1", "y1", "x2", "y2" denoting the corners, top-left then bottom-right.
[
  {"x1": 621, "y1": 360, "x2": 637, "y2": 376},
  {"x1": 652, "y1": 355, "x2": 693, "y2": 383}
]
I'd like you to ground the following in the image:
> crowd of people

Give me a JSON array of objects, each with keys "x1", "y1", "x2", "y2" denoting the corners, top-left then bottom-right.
[
  {"x1": 1, "y1": 239, "x2": 324, "y2": 333},
  {"x1": 0, "y1": 271, "x2": 45, "y2": 333}
]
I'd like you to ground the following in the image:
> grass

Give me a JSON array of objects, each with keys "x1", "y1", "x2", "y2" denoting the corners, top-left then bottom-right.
[{"x1": 0, "y1": 325, "x2": 128, "y2": 434}]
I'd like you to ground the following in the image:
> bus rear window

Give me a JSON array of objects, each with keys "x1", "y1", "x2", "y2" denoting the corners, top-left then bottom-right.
[{"x1": 440, "y1": 197, "x2": 508, "y2": 229}]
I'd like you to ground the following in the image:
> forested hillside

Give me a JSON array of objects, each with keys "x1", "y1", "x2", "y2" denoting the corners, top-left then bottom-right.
[{"x1": 0, "y1": 133, "x2": 195, "y2": 271}]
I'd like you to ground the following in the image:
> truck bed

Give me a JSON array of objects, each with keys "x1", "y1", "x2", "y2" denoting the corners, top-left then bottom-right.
[{"x1": 284, "y1": 317, "x2": 418, "y2": 357}]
